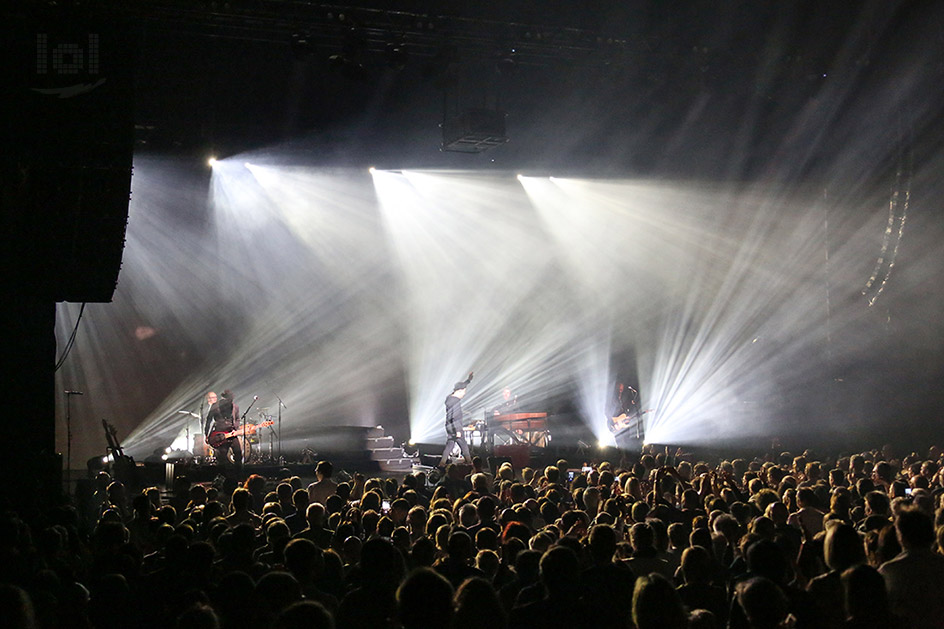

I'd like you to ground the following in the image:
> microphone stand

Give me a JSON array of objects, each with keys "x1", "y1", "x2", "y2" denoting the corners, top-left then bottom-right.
[
  {"x1": 236, "y1": 397, "x2": 259, "y2": 463},
  {"x1": 239, "y1": 396, "x2": 259, "y2": 422},
  {"x1": 64, "y1": 390, "x2": 84, "y2": 489},
  {"x1": 66, "y1": 393, "x2": 73, "y2": 487},
  {"x1": 273, "y1": 393, "x2": 287, "y2": 464}
]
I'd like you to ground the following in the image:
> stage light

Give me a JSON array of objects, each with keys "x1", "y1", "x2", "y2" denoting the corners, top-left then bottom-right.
[
  {"x1": 207, "y1": 156, "x2": 217, "y2": 167},
  {"x1": 63, "y1": 158, "x2": 938, "y2": 464},
  {"x1": 164, "y1": 446, "x2": 172, "y2": 454},
  {"x1": 368, "y1": 166, "x2": 376, "y2": 174},
  {"x1": 161, "y1": 453, "x2": 168, "y2": 461}
]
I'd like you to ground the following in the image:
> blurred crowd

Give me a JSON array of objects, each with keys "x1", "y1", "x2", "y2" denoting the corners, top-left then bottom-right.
[{"x1": 2, "y1": 444, "x2": 944, "y2": 629}]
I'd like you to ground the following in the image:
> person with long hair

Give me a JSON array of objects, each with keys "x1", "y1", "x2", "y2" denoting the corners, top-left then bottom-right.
[{"x1": 454, "y1": 576, "x2": 507, "y2": 629}]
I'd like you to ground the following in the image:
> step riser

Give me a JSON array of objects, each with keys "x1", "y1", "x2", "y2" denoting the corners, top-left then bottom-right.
[
  {"x1": 367, "y1": 436, "x2": 395, "y2": 449},
  {"x1": 370, "y1": 448, "x2": 406, "y2": 460}
]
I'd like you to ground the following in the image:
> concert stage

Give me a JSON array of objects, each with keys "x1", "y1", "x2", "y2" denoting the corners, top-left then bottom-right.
[{"x1": 107, "y1": 414, "x2": 644, "y2": 490}]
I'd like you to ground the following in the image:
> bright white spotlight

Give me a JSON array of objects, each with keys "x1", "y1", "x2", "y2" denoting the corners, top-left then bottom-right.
[
  {"x1": 101, "y1": 456, "x2": 109, "y2": 465},
  {"x1": 207, "y1": 156, "x2": 217, "y2": 167},
  {"x1": 164, "y1": 446, "x2": 172, "y2": 454},
  {"x1": 368, "y1": 166, "x2": 377, "y2": 174},
  {"x1": 408, "y1": 439, "x2": 415, "y2": 446},
  {"x1": 244, "y1": 162, "x2": 252, "y2": 168},
  {"x1": 597, "y1": 440, "x2": 605, "y2": 449},
  {"x1": 161, "y1": 454, "x2": 168, "y2": 461},
  {"x1": 516, "y1": 173, "x2": 523, "y2": 181}
]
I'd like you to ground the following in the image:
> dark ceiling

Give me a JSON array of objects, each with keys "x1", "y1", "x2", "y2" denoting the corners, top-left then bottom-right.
[{"x1": 93, "y1": 0, "x2": 944, "y2": 179}]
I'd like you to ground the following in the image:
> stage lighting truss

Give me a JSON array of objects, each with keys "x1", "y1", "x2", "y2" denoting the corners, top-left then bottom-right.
[{"x1": 98, "y1": 1, "x2": 635, "y2": 69}]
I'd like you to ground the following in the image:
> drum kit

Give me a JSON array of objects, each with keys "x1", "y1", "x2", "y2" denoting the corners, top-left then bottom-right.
[{"x1": 462, "y1": 420, "x2": 489, "y2": 448}]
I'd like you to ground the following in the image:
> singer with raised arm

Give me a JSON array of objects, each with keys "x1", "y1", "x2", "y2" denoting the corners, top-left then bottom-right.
[
  {"x1": 439, "y1": 372, "x2": 474, "y2": 467},
  {"x1": 204, "y1": 389, "x2": 243, "y2": 480}
]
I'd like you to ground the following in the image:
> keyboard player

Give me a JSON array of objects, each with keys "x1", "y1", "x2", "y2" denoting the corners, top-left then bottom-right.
[{"x1": 492, "y1": 386, "x2": 518, "y2": 416}]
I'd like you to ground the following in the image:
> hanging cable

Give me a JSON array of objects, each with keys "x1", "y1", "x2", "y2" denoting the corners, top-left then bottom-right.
[
  {"x1": 54, "y1": 303, "x2": 86, "y2": 372},
  {"x1": 862, "y1": 112, "x2": 911, "y2": 307}
]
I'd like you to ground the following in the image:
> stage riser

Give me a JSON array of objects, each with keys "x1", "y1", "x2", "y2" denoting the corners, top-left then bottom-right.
[{"x1": 367, "y1": 436, "x2": 395, "y2": 449}]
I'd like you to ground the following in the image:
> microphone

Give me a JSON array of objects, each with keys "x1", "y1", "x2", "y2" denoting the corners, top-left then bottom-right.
[
  {"x1": 254, "y1": 395, "x2": 259, "y2": 400},
  {"x1": 65, "y1": 390, "x2": 84, "y2": 395}
]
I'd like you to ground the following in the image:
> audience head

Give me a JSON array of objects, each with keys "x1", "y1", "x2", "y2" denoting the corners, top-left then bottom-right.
[
  {"x1": 745, "y1": 539, "x2": 789, "y2": 584},
  {"x1": 274, "y1": 601, "x2": 334, "y2": 629},
  {"x1": 632, "y1": 573, "x2": 687, "y2": 629},
  {"x1": 629, "y1": 521, "x2": 654, "y2": 552},
  {"x1": 735, "y1": 577, "x2": 788, "y2": 629},
  {"x1": 823, "y1": 522, "x2": 865, "y2": 571},
  {"x1": 895, "y1": 505, "x2": 935, "y2": 550},
  {"x1": 680, "y1": 545, "x2": 713, "y2": 585},
  {"x1": 397, "y1": 568, "x2": 453, "y2": 629},
  {"x1": 0, "y1": 585, "x2": 36, "y2": 629},
  {"x1": 539, "y1": 546, "x2": 580, "y2": 597},
  {"x1": 360, "y1": 537, "x2": 404, "y2": 589},
  {"x1": 842, "y1": 564, "x2": 890, "y2": 622},
  {"x1": 283, "y1": 538, "x2": 323, "y2": 581},
  {"x1": 454, "y1": 577, "x2": 506, "y2": 629},
  {"x1": 254, "y1": 572, "x2": 302, "y2": 624},
  {"x1": 315, "y1": 461, "x2": 334, "y2": 479},
  {"x1": 588, "y1": 523, "x2": 618, "y2": 563}
]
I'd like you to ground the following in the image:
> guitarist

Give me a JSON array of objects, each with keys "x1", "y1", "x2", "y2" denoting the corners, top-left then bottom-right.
[
  {"x1": 205, "y1": 389, "x2": 243, "y2": 479},
  {"x1": 607, "y1": 382, "x2": 639, "y2": 436}
]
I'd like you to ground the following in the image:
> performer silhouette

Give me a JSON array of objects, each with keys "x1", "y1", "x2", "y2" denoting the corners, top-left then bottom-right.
[{"x1": 440, "y1": 372, "x2": 474, "y2": 466}]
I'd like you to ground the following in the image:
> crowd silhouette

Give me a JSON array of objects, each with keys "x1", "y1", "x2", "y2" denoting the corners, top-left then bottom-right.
[{"x1": 2, "y1": 445, "x2": 944, "y2": 628}]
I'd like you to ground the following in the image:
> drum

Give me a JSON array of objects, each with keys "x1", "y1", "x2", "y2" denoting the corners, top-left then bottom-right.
[
  {"x1": 193, "y1": 433, "x2": 212, "y2": 457},
  {"x1": 463, "y1": 422, "x2": 487, "y2": 447}
]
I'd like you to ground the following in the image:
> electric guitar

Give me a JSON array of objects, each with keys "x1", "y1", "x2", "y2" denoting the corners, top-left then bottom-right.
[
  {"x1": 609, "y1": 409, "x2": 652, "y2": 433},
  {"x1": 207, "y1": 420, "x2": 273, "y2": 448}
]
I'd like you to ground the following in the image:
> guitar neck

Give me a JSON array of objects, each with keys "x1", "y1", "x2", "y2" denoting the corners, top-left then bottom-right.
[{"x1": 230, "y1": 421, "x2": 272, "y2": 437}]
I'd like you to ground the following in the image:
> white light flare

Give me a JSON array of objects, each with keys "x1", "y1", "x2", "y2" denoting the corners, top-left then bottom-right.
[
  {"x1": 373, "y1": 169, "x2": 577, "y2": 442},
  {"x1": 56, "y1": 157, "x2": 940, "y2": 464}
]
